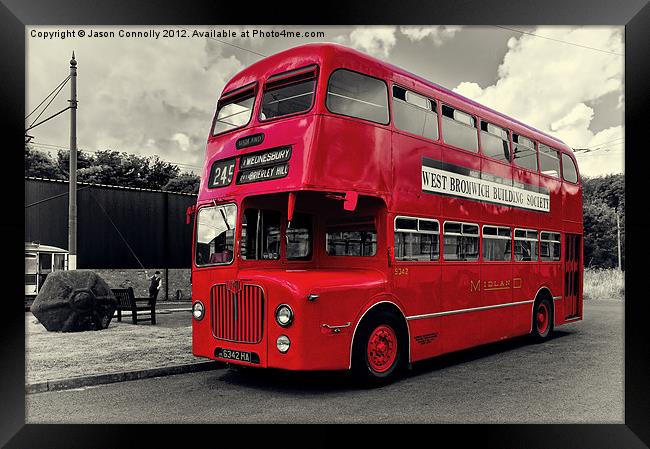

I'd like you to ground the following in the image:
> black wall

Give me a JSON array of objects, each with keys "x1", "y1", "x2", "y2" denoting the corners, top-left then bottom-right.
[{"x1": 25, "y1": 178, "x2": 197, "y2": 269}]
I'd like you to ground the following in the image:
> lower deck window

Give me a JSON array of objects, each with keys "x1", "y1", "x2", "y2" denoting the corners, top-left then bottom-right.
[
  {"x1": 326, "y1": 219, "x2": 377, "y2": 257},
  {"x1": 482, "y1": 226, "x2": 512, "y2": 261},
  {"x1": 540, "y1": 231, "x2": 561, "y2": 261},
  {"x1": 286, "y1": 213, "x2": 313, "y2": 260},
  {"x1": 241, "y1": 209, "x2": 281, "y2": 260},
  {"x1": 443, "y1": 222, "x2": 479, "y2": 261},
  {"x1": 394, "y1": 216, "x2": 439, "y2": 261},
  {"x1": 514, "y1": 229, "x2": 539, "y2": 261}
]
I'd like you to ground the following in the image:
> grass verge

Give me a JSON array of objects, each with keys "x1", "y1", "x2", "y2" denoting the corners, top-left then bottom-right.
[
  {"x1": 583, "y1": 268, "x2": 624, "y2": 301},
  {"x1": 26, "y1": 315, "x2": 200, "y2": 384}
]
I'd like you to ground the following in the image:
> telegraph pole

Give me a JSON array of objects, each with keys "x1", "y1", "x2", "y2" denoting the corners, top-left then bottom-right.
[
  {"x1": 68, "y1": 52, "x2": 78, "y2": 269},
  {"x1": 616, "y1": 209, "x2": 622, "y2": 271}
]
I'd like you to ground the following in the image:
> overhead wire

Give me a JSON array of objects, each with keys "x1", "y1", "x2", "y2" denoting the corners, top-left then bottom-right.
[
  {"x1": 28, "y1": 77, "x2": 71, "y2": 129},
  {"x1": 25, "y1": 75, "x2": 71, "y2": 120},
  {"x1": 493, "y1": 25, "x2": 623, "y2": 56}
]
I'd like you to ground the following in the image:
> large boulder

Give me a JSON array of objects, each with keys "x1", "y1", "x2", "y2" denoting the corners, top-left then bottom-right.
[{"x1": 31, "y1": 270, "x2": 118, "y2": 332}]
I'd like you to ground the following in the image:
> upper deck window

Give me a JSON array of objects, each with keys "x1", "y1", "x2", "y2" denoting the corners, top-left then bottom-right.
[
  {"x1": 539, "y1": 144, "x2": 561, "y2": 178},
  {"x1": 212, "y1": 86, "x2": 256, "y2": 136},
  {"x1": 260, "y1": 65, "x2": 317, "y2": 120},
  {"x1": 562, "y1": 153, "x2": 579, "y2": 184},
  {"x1": 512, "y1": 134, "x2": 538, "y2": 171},
  {"x1": 392, "y1": 86, "x2": 438, "y2": 140},
  {"x1": 326, "y1": 69, "x2": 389, "y2": 124},
  {"x1": 441, "y1": 105, "x2": 478, "y2": 153},
  {"x1": 480, "y1": 121, "x2": 510, "y2": 162}
]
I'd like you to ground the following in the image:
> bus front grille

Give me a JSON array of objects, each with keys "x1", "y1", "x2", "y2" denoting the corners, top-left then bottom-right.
[{"x1": 211, "y1": 283, "x2": 264, "y2": 344}]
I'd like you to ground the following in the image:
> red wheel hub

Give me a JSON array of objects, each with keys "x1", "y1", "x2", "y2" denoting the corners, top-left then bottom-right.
[
  {"x1": 536, "y1": 303, "x2": 549, "y2": 334},
  {"x1": 367, "y1": 324, "x2": 397, "y2": 373}
]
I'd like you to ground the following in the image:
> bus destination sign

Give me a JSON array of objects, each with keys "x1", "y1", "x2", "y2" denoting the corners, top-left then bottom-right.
[
  {"x1": 237, "y1": 163, "x2": 289, "y2": 184},
  {"x1": 421, "y1": 157, "x2": 550, "y2": 212},
  {"x1": 239, "y1": 146, "x2": 292, "y2": 170},
  {"x1": 236, "y1": 133, "x2": 265, "y2": 150}
]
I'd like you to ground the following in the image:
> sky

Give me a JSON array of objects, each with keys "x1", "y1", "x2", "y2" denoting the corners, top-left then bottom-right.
[{"x1": 26, "y1": 25, "x2": 624, "y2": 177}]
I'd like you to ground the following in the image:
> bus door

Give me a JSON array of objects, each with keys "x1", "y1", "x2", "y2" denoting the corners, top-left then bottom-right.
[
  {"x1": 564, "y1": 233, "x2": 582, "y2": 319},
  {"x1": 391, "y1": 216, "x2": 442, "y2": 360}
]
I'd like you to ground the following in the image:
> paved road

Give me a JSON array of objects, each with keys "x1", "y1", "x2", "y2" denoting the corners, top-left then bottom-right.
[{"x1": 27, "y1": 300, "x2": 623, "y2": 424}]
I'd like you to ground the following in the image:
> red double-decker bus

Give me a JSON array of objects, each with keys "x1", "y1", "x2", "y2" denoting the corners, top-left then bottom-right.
[{"x1": 190, "y1": 43, "x2": 583, "y2": 385}]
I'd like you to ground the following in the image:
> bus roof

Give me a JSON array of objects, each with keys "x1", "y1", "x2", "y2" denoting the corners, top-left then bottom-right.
[
  {"x1": 221, "y1": 42, "x2": 570, "y2": 150},
  {"x1": 25, "y1": 242, "x2": 68, "y2": 254}
]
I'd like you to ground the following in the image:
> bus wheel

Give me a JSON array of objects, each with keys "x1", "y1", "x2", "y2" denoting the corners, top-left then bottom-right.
[
  {"x1": 352, "y1": 310, "x2": 405, "y2": 386},
  {"x1": 532, "y1": 297, "x2": 553, "y2": 341}
]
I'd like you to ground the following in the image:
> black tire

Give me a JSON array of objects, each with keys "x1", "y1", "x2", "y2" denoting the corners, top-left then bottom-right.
[
  {"x1": 351, "y1": 310, "x2": 406, "y2": 387},
  {"x1": 531, "y1": 297, "x2": 553, "y2": 342}
]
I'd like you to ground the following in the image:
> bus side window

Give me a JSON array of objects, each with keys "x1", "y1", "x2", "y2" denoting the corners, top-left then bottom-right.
[
  {"x1": 482, "y1": 225, "x2": 512, "y2": 261},
  {"x1": 514, "y1": 229, "x2": 539, "y2": 261},
  {"x1": 540, "y1": 231, "x2": 561, "y2": 261},
  {"x1": 480, "y1": 121, "x2": 510, "y2": 162},
  {"x1": 513, "y1": 134, "x2": 538, "y2": 171},
  {"x1": 539, "y1": 144, "x2": 561, "y2": 178},
  {"x1": 392, "y1": 86, "x2": 438, "y2": 141},
  {"x1": 394, "y1": 216, "x2": 439, "y2": 261},
  {"x1": 443, "y1": 222, "x2": 479, "y2": 261},
  {"x1": 325, "y1": 217, "x2": 377, "y2": 257},
  {"x1": 326, "y1": 69, "x2": 389, "y2": 125},
  {"x1": 562, "y1": 153, "x2": 579, "y2": 184},
  {"x1": 441, "y1": 104, "x2": 478, "y2": 153}
]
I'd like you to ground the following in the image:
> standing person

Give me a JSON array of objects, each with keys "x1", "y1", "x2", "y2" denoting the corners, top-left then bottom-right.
[{"x1": 149, "y1": 271, "x2": 162, "y2": 303}]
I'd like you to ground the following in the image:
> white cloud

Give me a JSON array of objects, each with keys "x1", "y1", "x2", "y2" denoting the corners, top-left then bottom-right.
[
  {"x1": 349, "y1": 27, "x2": 397, "y2": 58},
  {"x1": 550, "y1": 103, "x2": 595, "y2": 146},
  {"x1": 574, "y1": 126, "x2": 624, "y2": 176},
  {"x1": 452, "y1": 26, "x2": 623, "y2": 176},
  {"x1": 172, "y1": 133, "x2": 191, "y2": 152},
  {"x1": 399, "y1": 26, "x2": 461, "y2": 45}
]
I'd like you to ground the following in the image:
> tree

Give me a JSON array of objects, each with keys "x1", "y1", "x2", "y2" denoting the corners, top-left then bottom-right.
[
  {"x1": 55, "y1": 149, "x2": 95, "y2": 178},
  {"x1": 25, "y1": 145, "x2": 62, "y2": 179},
  {"x1": 147, "y1": 155, "x2": 180, "y2": 190},
  {"x1": 162, "y1": 173, "x2": 200, "y2": 194},
  {"x1": 582, "y1": 174, "x2": 625, "y2": 269}
]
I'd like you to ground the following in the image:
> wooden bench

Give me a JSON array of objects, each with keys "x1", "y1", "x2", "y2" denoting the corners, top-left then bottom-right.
[{"x1": 111, "y1": 287, "x2": 156, "y2": 325}]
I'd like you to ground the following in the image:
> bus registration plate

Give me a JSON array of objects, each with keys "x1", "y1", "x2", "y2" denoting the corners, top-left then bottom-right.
[{"x1": 215, "y1": 347, "x2": 253, "y2": 363}]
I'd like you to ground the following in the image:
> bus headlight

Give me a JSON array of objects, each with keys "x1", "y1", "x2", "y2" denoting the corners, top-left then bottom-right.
[
  {"x1": 275, "y1": 304, "x2": 294, "y2": 327},
  {"x1": 192, "y1": 301, "x2": 205, "y2": 321},
  {"x1": 276, "y1": 335, "x2": 291, "y2": 353}
]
